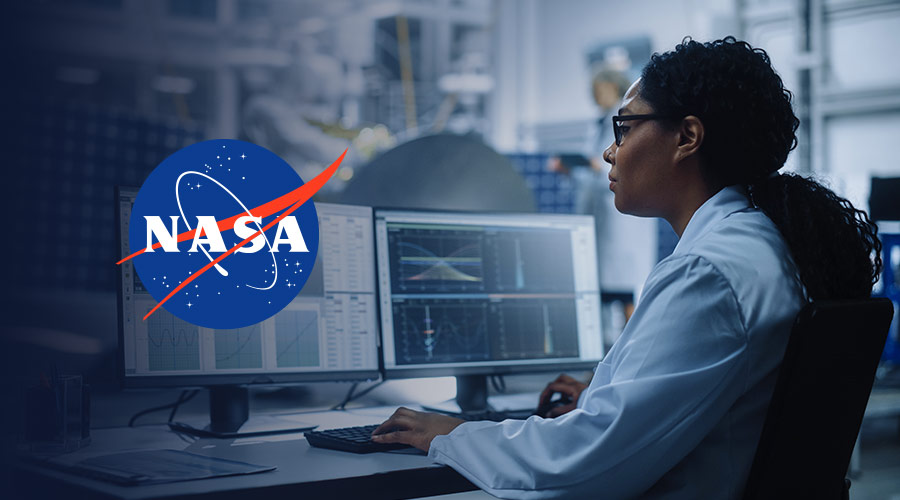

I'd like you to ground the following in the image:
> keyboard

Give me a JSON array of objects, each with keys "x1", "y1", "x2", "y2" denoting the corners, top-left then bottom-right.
[
  {"x1": 305, "y1": 424, "x2": 410, "y2": 454},
  {"x1": 305, "y1": 410, "x2": 534, "y2": 454}
]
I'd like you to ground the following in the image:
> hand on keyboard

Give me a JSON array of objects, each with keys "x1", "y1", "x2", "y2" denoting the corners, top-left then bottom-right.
[
  {"x1": 305, "y1": 424, "x2": 411, "y2": 454},
  {"x1": 307, "y1": 409, "x2": 531, "y2": 454},
  {"x1": 371, "y1": 408, "x2": 466, "y2": 452}
]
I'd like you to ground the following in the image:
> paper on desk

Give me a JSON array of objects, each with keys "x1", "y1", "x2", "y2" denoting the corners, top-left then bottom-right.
[{"x1": 64, "y1": 449, "x2": 275, "y2": 485}]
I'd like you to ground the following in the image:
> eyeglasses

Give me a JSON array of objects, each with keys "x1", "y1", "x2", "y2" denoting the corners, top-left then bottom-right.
[{"x1": 611, "y1": 114, "x2": 674, "y2": 146}]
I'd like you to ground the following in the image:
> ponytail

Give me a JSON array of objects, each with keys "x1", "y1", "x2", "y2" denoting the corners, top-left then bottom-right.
[{"x1": 748, "y1": 173, "x2": 882, "y2": 300}]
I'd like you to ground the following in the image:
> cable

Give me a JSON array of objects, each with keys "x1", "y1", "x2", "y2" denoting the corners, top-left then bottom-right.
[
  {"x1": 490, "y1": 375, "x2": 506, "y2": 393},
  {"x1": 331, "y1": 383, "x2": 359, "y2": 411},
  {"x1": 128, "y1": 390, "x2": 199, "y2": 427},
  {"x1": 168, "y1": 390, "x2": 199, "y2": 423},
  {"x1": 331, "y1": 381, "x2": 385, "y2": 411}
]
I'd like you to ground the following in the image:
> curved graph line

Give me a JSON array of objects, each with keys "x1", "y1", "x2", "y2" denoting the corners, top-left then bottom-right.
[
  {"x1": 276, "y1": 316, "x2": 317, "y2": 362},
  {"x1": 397, "y1": 241, "x2": 482, "y2": 282},
  {"x1": 146, "y1": 313, "x2": 200, "y2": 370},
  {"x1": 147, "y1": 328, "x2": 198, "y2": 348},
  {"x1": 398, "y1": 241, "x2": 481, "y2": 259},
  {"x1": 453, "y1": 320, "x2": 487, "y2": 352},
  {"x1": 216, "y1": 326, "x2": 260, "y2": 364}
]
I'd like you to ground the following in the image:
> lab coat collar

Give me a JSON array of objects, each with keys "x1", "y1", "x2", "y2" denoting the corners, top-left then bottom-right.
[{"x1": 672, "y1": 185, "x2": 753, "y2": 256}]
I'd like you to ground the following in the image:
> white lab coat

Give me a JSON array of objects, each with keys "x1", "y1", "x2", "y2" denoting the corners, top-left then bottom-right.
[{"x1": 428, "y1": 186, "x2": 807, "y2": 499}]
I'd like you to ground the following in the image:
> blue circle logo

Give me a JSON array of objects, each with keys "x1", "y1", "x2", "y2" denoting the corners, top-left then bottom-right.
[{"x1": 127, "y1": 139, "x2": 321, "y2": 329}]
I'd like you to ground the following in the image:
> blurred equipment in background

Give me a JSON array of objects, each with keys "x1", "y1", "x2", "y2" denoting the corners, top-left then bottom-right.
[
  {"x1": 507, "y1": 153, "x2": 576, "y2": 214},
  {"x1": 10, "y1": 101, "x2": 205, "y2": 293},
  {"x1": 337, "y1": 134, "x2": 535, "y2": 212},
  {"x1": 242, "y1": 35, "x2": 361, "y2": 196}
]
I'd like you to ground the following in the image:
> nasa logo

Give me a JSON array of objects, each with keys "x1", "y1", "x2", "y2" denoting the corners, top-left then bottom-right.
[{"x1": 121, "y1": 139, "x2": 344, "y2": 329}]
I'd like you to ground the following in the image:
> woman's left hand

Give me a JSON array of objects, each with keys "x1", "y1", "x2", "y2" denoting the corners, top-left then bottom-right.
[{"x1": 371, "y1": 407, "x2": 465, "y2": 452}]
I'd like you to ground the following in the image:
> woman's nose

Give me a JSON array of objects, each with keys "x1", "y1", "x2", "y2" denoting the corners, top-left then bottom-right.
[{"x1": 603, "y1": 143, "x2": 615, "y2": 165}]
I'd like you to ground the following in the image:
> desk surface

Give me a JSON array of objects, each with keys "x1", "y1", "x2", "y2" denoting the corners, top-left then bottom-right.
[{"x1": 12, "y1": 406, "x2": 477, "y2": 500}]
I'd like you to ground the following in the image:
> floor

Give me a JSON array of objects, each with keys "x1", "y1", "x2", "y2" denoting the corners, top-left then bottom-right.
[{"x1": 852, "y1": 416, "x2": 900, "y2": 500}]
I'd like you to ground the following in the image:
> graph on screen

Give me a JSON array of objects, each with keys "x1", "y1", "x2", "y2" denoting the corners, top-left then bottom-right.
[
  {"x1": 275, "y1": 309, "x2": 320, "y2": 368},
  {"x1": 394, "y1": 300, "x2": 490, "y2": 364},
  {"x1": 489, "y1": 299, "x2": 580, "y2": 360},
  {"x1": 391, "y1": 298, "x2": 579, "y2": 364},
  {"x1": 374, "y1": 209, "x2": 606, "y2": 376},
  {"x1": 146, "y1": 309, "x2": 201, "y2": 371},
  {"x1": 491, "y1": 230, "x2": 575, "y2": 292},
  {"x1": 214, "y1": 325, "x2": 263, "y2": 369},
  {"x1": 389, "y1": 227, "x2": 485, "y2": 292},
  {"x1": 120, "y1": 200, "x2": 381, "y2": 381}
]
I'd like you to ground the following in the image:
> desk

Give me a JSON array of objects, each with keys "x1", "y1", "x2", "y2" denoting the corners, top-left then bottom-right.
[{"x1": 11, "y1": 406, "x2": 478, "y2": 500}]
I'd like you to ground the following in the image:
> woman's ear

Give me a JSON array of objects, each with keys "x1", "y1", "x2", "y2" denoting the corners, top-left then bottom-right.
[{"x1": 675, "y1": 115, "x2": 704, "y2": 163}]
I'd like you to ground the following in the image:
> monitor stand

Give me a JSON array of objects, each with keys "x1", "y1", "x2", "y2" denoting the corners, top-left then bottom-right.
[
  {"x1": 169, "y1": 386, "x2": 317, "y2": 438},
  {"x1": 423, "y1": 375, "x2": 491, "y2": 415}
]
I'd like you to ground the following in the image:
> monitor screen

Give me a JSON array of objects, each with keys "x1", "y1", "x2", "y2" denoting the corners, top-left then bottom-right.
[
  {"x1": 375, "y1": 209, "x2": 604, "y2": 378},
  {"x1": 117, "y1": 187, "x2": 380, "y2": 387}
]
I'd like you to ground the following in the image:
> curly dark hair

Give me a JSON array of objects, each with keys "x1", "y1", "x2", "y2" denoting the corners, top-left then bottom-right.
[{"x1": 639, "y1": 37, "x2": 881, "y2": 300}]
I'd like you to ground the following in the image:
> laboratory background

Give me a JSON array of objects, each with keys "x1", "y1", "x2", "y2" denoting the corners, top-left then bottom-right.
[{"x1": 4, "y1": 0, "x2": 900, "y2": 499}]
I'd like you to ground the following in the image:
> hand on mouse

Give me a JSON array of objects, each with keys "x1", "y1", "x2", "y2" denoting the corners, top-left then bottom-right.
[{"x1": 537, "y1": 374, "x2": 588, "y2": 418}]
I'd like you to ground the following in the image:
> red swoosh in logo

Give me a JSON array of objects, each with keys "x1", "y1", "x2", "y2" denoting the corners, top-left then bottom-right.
[{"x1": 119, "y1": 149, "x2": 346, "y2": 321}]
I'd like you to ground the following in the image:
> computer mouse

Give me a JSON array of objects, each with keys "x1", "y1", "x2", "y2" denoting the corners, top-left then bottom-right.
[{"x1": 534, "y1": 394, "x2": 573, "y2": 418}]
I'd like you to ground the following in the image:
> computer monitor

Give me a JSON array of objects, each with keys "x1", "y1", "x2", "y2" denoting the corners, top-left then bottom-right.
[
  {"x1": 116, "y1": 187, "x2": 380, "y2": 435},
  {"x1": 374, "y1": 208, "x2": 604, "y2": 412}
]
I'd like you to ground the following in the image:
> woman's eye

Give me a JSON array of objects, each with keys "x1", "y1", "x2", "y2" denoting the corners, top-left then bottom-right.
[{"x1": 620, "y1": 126, "x2": 631, "y2": 135}]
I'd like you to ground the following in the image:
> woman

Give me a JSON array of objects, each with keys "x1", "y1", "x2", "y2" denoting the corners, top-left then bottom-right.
[{"x1": 372, "y1": 37, "x2": 881, "y2": 498}]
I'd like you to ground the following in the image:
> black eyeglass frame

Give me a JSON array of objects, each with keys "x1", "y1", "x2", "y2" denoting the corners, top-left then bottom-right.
[{"x1": 611, "y1": 114, "x2": 678, "y2": 146}]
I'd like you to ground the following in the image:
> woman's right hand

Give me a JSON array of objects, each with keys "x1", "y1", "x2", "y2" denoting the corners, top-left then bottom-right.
[{"x1": 537, "y1": 373, "x2": 588, "y2": 418}]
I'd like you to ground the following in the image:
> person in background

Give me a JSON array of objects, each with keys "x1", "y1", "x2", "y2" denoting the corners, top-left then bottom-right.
[
  {"x1": 372, "y1": 37, "x2": 882, "y2": 498},
  {"x1": 548, "y1": 67, "x2": 631, "y2": 276}
]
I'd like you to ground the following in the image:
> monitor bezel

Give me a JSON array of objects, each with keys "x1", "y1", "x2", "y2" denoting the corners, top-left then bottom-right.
[
  {"x1": 372, "y1": 206, "x2": 604, "y2": 381},
  {"x1": 115, "y1": 186, "x2": 382, "y2": 389},
  {"x1": 379, "y1": 361, "x2": 601, "y2": 380}
]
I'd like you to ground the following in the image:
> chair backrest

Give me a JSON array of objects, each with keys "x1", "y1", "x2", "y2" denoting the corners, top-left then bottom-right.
[{"x1": 743, "y1": 298, "x2": 894, "y2": 500}]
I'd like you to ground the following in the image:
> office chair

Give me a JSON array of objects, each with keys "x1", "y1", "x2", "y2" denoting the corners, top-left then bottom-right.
[{"x1": 743, "y1": 298, "x2": 894, "y2": 500}]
